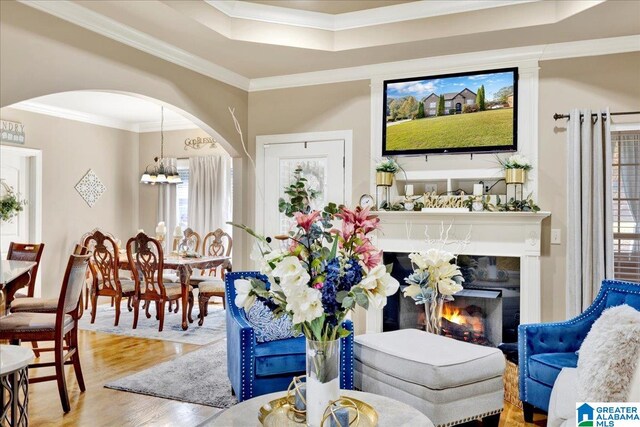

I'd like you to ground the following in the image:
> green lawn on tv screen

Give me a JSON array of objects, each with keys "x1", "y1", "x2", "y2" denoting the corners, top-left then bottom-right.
[{"x1": 386, "y1": 108, "x2": 514, "y2": 151}]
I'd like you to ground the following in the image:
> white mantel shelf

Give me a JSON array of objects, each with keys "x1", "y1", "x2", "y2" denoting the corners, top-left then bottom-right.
[{"x1": 366, "y1": 210, "x2": 551, "y2": 334}]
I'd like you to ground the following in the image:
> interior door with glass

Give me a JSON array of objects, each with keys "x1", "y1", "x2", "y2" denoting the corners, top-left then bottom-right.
[
  {"x1": 262, "y1": 140, "x2": 345, "y2": 237},
  {"x1": 1, "y1": 149, "x2": 30, "y2": 258}
]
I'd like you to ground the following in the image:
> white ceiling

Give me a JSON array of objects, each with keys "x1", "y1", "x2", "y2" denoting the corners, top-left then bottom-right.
[
  {"x1": 10, "y1": 91, "x2": 199, "y2": 133},
  {"x1": 244, "y1": 1, "x2": 417, "y2": 15}
]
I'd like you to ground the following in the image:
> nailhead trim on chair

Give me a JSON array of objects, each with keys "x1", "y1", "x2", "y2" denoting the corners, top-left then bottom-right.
[{"x1": 519, "y1": 280, "x2": 640, "y2": 403}]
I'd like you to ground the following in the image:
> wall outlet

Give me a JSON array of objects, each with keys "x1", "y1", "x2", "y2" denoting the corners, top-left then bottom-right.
[{"x1": 551, "y1": 229, "x2": 561, "y2": 245}]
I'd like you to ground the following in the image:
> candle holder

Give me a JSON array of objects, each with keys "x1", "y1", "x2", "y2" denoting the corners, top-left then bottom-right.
[
  {"x1": 321, "y1": 397, "x2": 360, "y2": 427},
  {"x1": 286, "y1": 375, "x2": 307, "y2": 422}
]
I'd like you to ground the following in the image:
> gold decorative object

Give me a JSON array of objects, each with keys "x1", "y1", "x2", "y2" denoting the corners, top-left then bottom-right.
[
  {"x1": 505, "y1": 169, "x2": 526, "y2": 184},
  {"x1": 422, "y1": 192, "x2": 465, "y2": 208},
  {"x1": 286, "y1": 375, "x2": 307, "y2": 422},
  {"x1": 258, "y1": 395, "x2": 378, "y2": 427},
  {"x1": 321, "y1": 397, "x2": 360, "y2": 426},
  {"x1": 375, "y1": 171, "x2": 393, "y2": 186}
]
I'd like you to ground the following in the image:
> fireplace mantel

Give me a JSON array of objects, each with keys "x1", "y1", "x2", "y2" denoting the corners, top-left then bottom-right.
[{"x1": 367, "y1": 210, "x2": 551, "y2": 334}]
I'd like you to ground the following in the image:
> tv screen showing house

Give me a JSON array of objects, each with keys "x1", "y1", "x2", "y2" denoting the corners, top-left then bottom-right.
[{"x1": 383, "y1": 67, "x2": 518, "y2": 155}]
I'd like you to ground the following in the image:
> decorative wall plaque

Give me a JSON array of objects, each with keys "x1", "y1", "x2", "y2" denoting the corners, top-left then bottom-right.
[
  {"x1": 1, "y1": 119, "x2": 25, "y2": 144},
  {"x1": 184, "y1": 136, "x2": 217, "y2": 150},
  {"x1": 75, "y1": 169, "x2": 106, "y2": 207}
]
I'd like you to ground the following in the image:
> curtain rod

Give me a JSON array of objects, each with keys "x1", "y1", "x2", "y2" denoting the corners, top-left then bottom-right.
[{"x1": 553, "y1": 111, "x2": 640, "y2": 121}]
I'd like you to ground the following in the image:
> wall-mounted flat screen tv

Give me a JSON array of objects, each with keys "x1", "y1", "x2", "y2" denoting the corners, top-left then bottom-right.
[{"x1": 383, "y1": 67, "x2": 518, "y2": 155}]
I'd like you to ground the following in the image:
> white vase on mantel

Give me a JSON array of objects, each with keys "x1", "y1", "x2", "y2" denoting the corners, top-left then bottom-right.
[{"x1": 305, "y1": 338, "x2": 341, "y2": 427}]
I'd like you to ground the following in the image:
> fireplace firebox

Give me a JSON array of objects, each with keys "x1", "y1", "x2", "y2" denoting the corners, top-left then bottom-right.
[{"x1": 383, "y1": 252, "x2": 521, "y2": 347}]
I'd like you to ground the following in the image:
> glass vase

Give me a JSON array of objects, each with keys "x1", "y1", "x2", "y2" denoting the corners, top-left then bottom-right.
[
  {"x1": 424, "y1": 296, "x2": 444, "y2": 335},
  {"x1": 305, "y1": 338, "x2": 341, "y2": 427}
]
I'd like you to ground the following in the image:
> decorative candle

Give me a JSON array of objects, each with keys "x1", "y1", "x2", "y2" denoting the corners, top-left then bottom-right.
[
  {"x1": 473, "y1": 183, "x2": 484, "y2": 196},
  {"x1": 156, "y1": 221, "x2": 166, "y2": 235},
  {"x1": 173, "y1": 225, "x2": 182, "y2": 237},
  {"x1": 405, "y1": 184, "x2": 414, "y2": 197},
  {"x1": 294, "y1": 384, "x2": 306, "y2": 411},
  {"x1": 328, "y1": 407, "x2": 349, "y2": 427}
]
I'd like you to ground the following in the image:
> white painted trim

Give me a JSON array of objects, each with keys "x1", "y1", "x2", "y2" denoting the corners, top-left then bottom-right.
[
  {"x1": 207, "y1": 0, "x2": 538, "y2": 31},
  {"x1": 10, "y1": 101, "x2": 198, "y2": 133},
  {"x1": 611, "y1": 122, "x2": 640, "y2": 132},
  {"x1": 255, "y1": 130, "x2": 354, "y2": 237},
  {"x1": 19, "y1": 0, "x2": 250, "y2": 91},
  {"x1": 249, "y1": 35, "x2": 640, "y2": 91},
  {"x1": 0, "y1": 145, "x2": 43, "y2": 297}
]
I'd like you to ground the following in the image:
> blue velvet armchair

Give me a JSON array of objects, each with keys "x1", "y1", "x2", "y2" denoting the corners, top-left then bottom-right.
[
  {"x1": 225, "y1": 271, "x2": 355, "y2": 402},
  {"x1": 518, "y1": 279, "x2": 640, "y2": 421}
]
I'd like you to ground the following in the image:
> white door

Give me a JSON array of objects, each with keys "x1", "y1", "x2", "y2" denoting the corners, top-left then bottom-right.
[
  {"x1": 1, "y1": 150, "x2": 30, "y2": 258},
  {"x1": 262, "y1": 140, "x2": 346, "y2": 237}
]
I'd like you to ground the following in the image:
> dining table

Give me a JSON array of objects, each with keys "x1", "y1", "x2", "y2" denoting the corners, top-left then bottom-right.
[
  {"x1": 0, "y1": 260, "x2": 37, "y2": 317},
  {"x1": 119, "y1": 254, "x2": 231, "y2": 330}
]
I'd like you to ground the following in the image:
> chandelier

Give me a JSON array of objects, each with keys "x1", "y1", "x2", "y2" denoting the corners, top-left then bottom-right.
[{"x1": 140, "y1": 106, "x2": 182, "y2": 185}]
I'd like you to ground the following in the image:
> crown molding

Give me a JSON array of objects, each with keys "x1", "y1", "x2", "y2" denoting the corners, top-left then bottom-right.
[
  {"x1": 10, "y1": 101, "x2": 198, "y2": 133},
  {"x1": 19, "y1": 0, "x2": 251, "y2": 91},
  {"x1": 207, "y1": 0, "x2": 539, "y2": 31},
  {"x1": 248, "y1": 35, "x2": 640, "y2": 91}
]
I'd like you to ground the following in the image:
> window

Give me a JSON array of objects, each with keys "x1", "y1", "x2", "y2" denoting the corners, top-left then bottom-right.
[
  {"x1": 612, "y1": 131, "x2": 640, "y2": 281},
  {"x1": 429, "y1": 102, "x2": 436, "y2": 108},
  {"x1": 445, "y1": 101, "x2": 451, "y2": 107},
  {"x1": 176, "y1": 159, "x2": 189, "y2": 228},
  {"x1": 466, "y1": 99, "x2": 475, "y2": 105}
]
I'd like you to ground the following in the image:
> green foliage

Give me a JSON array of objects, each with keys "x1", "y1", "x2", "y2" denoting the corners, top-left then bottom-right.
[
  {"x1": 463, "y1": 194, "x2": 540, "y2": 212},
  {"x1": 0, "y1": 183, "x2": 26, "y2": 222},
  {"x1": 399, "y1": 96, "x2": 419, "y2": 119},
  {"x1": 416, "y1": 102, "x2": 425, "y2": 119},
  {"x1": 495, "y1": 85, "x2": 514, "y2": 104},
  {"x1": 463, "y1": 104, "x2": 478, "y2": 113},
  {"x1": 387, "y1": 96, "x2": 420, "y2": 121},
  {"x1": 375, "y1": 158, "x2": 400, "y2": 173},
  {"x1": 278, "y1": 167, "x2": 320, "y2": 217},
  {"x1": 386, "y1": 109, "x2": 513, "y2": 151},
  {"x1": 437, "y1": 95, "x2": 445, "y2": 116},
  {"x1": 476, "y1": 85, "x2": 486, "y2": 111}
]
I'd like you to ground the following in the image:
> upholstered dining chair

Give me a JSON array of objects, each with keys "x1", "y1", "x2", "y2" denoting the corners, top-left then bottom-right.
[
  {"x1": 126, "y1": 232, "x2": 194, "y2": 332},
  {"x1": 0, "y1": 248, "x2": 90, "y2": 413},
  {"x1": 225, "y1": 271, "x2": 354, "y2": 402},
  {"x1": 7, "y1": 242, "x2": 45, "y2": 298},
  {"x1": 519, "y1": 279, "x2": 640, "y2": 421},
  {"x1": 193, "y1": 229, "x2": 233, "y2": 324},
  {"x1": 84, "y1": 230, "x2": 135, "y2": 326}
]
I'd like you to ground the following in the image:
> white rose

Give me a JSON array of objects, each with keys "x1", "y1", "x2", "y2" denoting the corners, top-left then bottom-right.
[
  {"x1": 279, "y1": 270, "x2": 311, "y2": 297},
  {"x1": 286, "y1": 287, "x2": 324, "y2": 324},
  {"x1": 272, "y1": 256, "x2": 304, "y2": 279},
  {"x1": 234, "y1": 279, "x2": 257, "y2": 311},
  {"x1": 359, "y1": 264, "x2": 400, "y2": 309},
  {"x1": 438, "y1": 278, "x2": 463, "y2": 296}
]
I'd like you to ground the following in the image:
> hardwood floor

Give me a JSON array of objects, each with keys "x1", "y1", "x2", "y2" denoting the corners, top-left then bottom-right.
[{"x1": 24, "y1": 313, "x2": 548, "y2": 426}]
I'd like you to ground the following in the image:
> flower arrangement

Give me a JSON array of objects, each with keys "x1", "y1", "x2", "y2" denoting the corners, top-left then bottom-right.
[
  {"x1": 402, "y1": 248, "x2": 464, "y2": 334},
  {"x1": 235, "y1": 202, "x2": 398, "y2": 340},
  {"x1": 374, "y1": 157, "x2": 400, "y2": 173},
  {"x1": 498, "y1": 154, "x2": 532, "y2": 171},
  {"x1": 0, "y1": 179, "x2": 26, "y2": 222}
]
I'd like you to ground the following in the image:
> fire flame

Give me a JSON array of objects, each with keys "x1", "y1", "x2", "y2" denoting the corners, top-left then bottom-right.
[{"x1": 443, "y1": 305, "x2": 465, "y2": 325}]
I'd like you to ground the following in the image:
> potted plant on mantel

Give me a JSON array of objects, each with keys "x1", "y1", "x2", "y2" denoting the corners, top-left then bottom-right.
[
  {"x1": 375, "y1": 158, "x2": 399, "y2": 186},
  {"x1": 499, "y1": 154, "x2": 532, "y2": 184}
]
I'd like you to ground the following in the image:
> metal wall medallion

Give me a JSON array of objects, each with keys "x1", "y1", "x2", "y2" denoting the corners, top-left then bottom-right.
[{"x1": 75, "y1": 169, "x2": 106, "y2": 207}]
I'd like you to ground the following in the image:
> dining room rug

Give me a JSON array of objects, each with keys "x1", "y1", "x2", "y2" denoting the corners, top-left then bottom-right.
[
  {"x1": 78, "y1": 302, "x2": 226, "y2": 346},
  {"x1": 104, "y1": 340, "x2": 237, "y2": 409}
]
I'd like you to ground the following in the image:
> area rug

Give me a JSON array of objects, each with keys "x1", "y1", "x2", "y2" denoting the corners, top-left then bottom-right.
[
  {"x1": 78, "y1": 303, "x2": 226, "y2": 345},
  {"x1": 105, "y1": 339, "x2": 237, "y2": 409}
]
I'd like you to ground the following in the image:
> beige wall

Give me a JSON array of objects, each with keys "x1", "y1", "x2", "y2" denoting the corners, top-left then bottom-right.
[
  {"x1": 0, "y1": 108, "x2": 139, "y2": 298},
  {"x1": 538, "y1": 52, "x2": 640, "y2": 321},
  {"x1": 248, "y1": 52, "x2": 640, "y2": 324},
  {"x1": 138, "y1": 128, "x2": 230, "y2": 235}
]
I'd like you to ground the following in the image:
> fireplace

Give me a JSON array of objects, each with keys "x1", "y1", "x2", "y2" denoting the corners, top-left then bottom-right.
[{"x1": 383, "y1": 252, "x2": 520, "y2": 347}]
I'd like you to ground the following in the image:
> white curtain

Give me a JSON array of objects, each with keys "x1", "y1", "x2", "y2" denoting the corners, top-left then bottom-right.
[
  {"x1": 157, "y1": 182, "x2": 177, "y2": 254},
  {"x1": 188, "y1": 155, "x2": 232, "y2": 236},
  {"x1": 619, "y1": 133, "x2": 640, "y2": 252},
  {"x1": 566, "y1": 109, "x2": 614, "y2": 317}
]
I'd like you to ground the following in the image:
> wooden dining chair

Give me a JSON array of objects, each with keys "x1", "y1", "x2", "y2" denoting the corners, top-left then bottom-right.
[
  {"x1": 196, "y1": 229, "x2": 233, "y2": 325},
  {"x1": 126, "y1": 232, "x2": 194, "y2": 332},
  {"x1": 84, "y1": 230, "x2": 135, "y2": 326},
  {"x1": 166, "y1": 227, "x2": 201, "y2": 312},
  {"x1": 0, "y1": 248, "x2": 90, "y2": 413},
  {"x1": 79, "y1": 228, "x2": 120, "y2": 311},
  {"x1": 7, "y1": 242, "x2": 45, "y2": 298}
]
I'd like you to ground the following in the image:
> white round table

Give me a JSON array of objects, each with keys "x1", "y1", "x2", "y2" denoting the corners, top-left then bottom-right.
[
  {"x1": 204, "y1": 389, "x2": 434, "y2": 426},
  {"x1": 0, "y1": 345, "x2": 34, "y2": 426}
]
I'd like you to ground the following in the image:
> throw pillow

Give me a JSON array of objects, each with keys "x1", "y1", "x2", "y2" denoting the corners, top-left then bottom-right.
[
  {"x1": 246, "y1": 300, "x2": 302, "y2": 343},
  {"x1": 577, "y1": 304, "x2": 640, "y2": 402}
]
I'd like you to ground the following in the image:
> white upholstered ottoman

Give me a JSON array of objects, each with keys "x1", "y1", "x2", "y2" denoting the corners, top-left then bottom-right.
[{"x1": 355, "y1": 329, "x2": 505, "y2": 427}]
